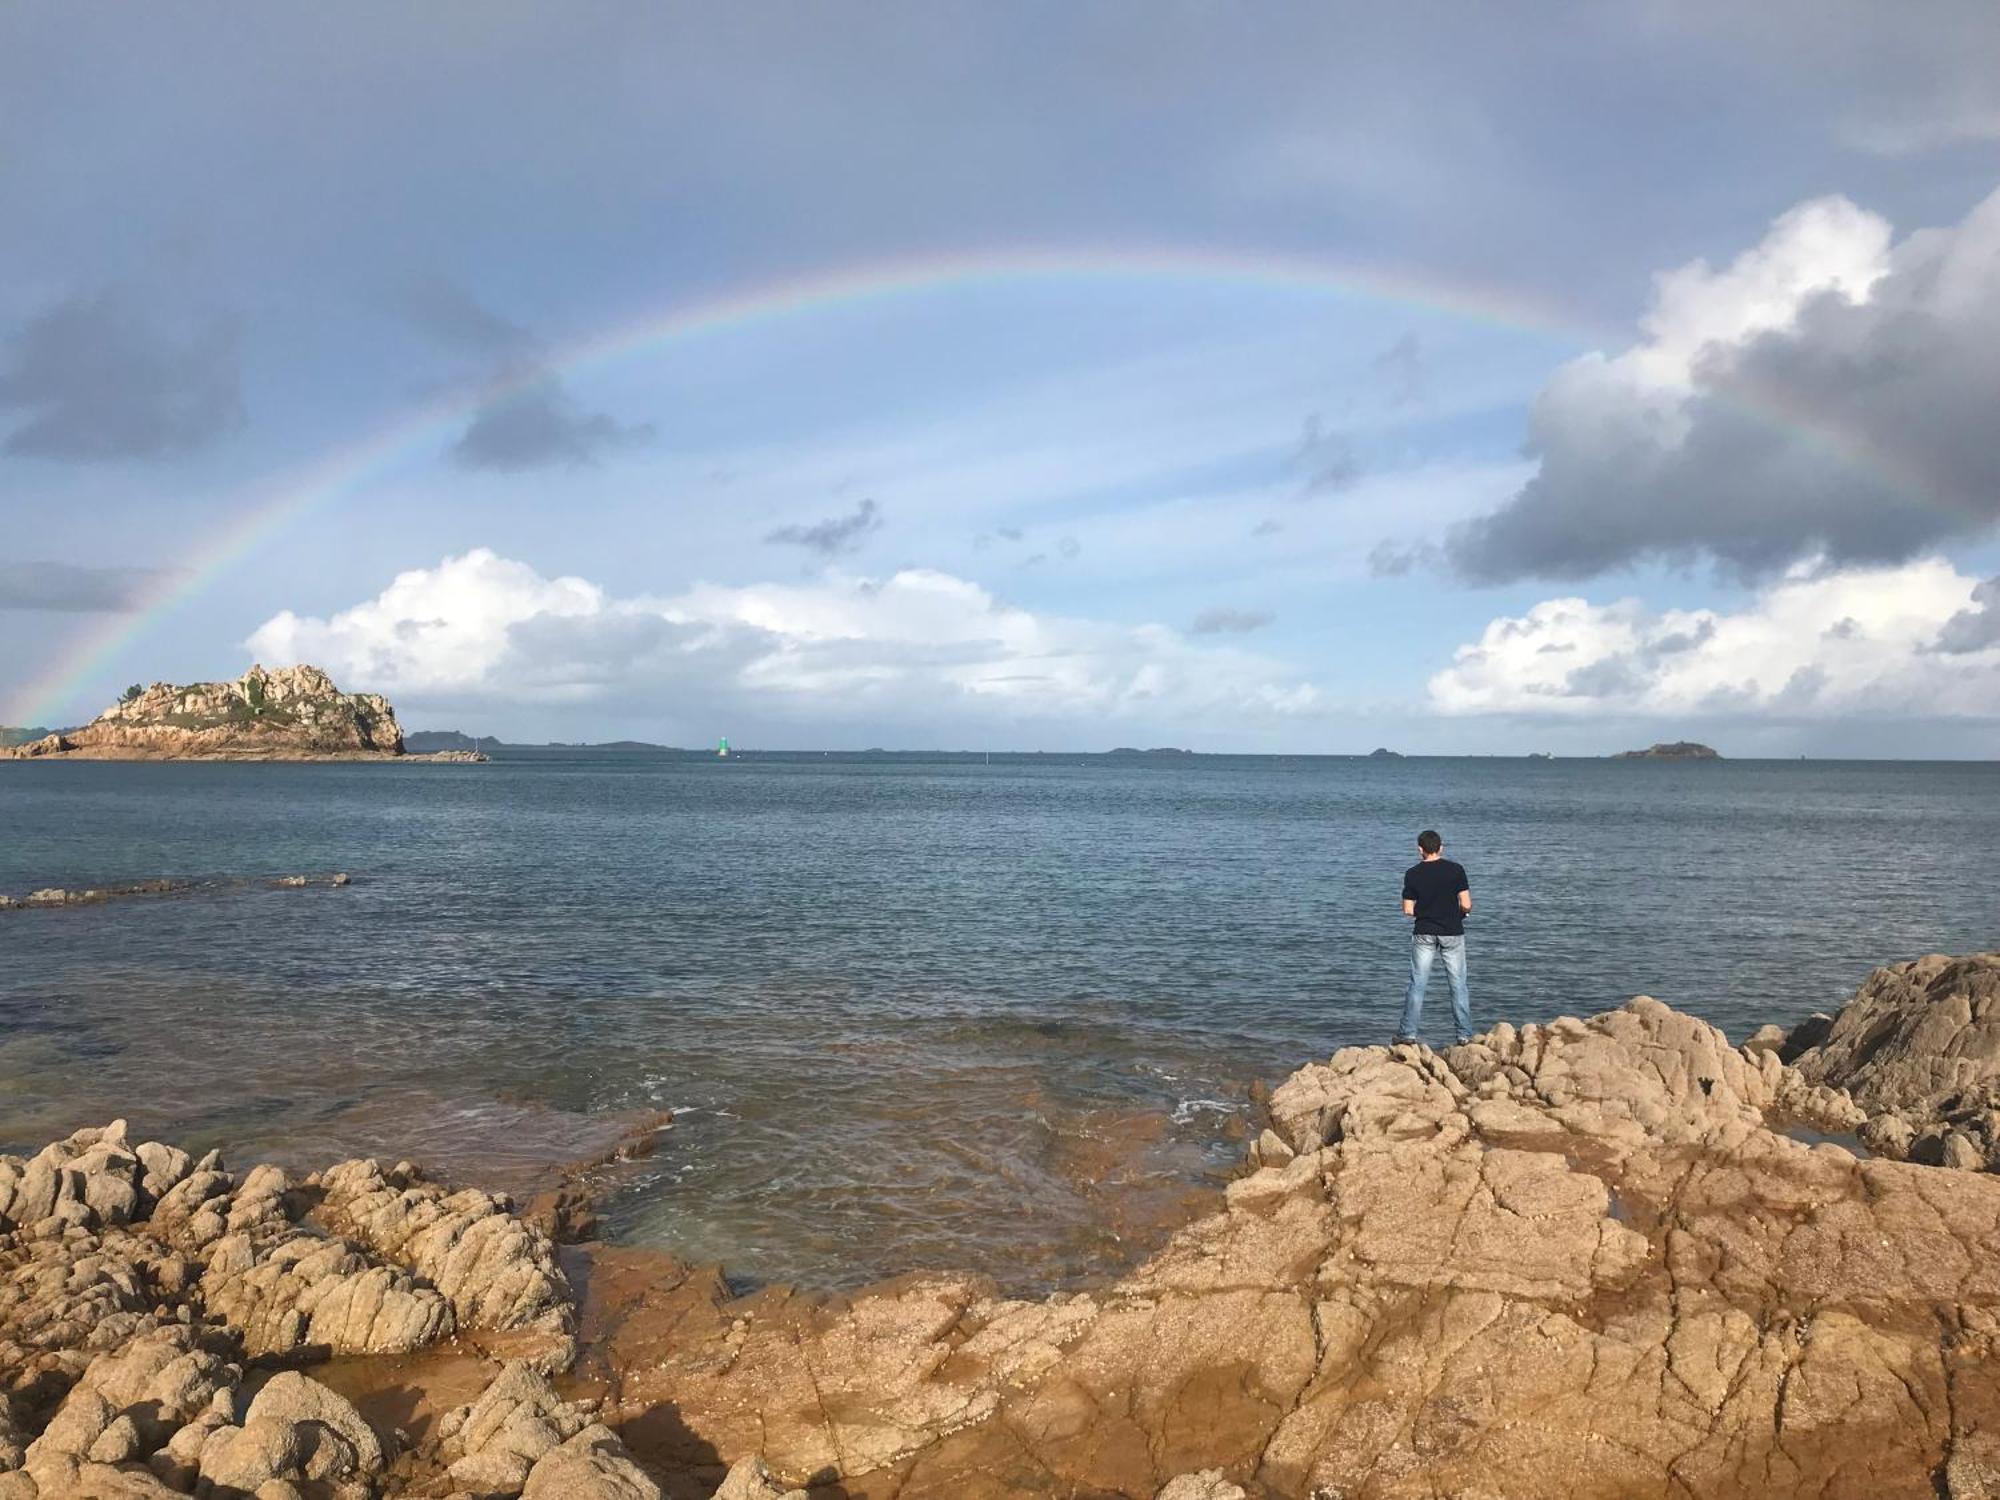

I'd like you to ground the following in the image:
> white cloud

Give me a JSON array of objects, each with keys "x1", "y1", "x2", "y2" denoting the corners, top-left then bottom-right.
[
  {"x1": 247, "y1": 548, "x2": 1319, "y2": 740},
  {"x1": 1429, "y1": 557, "x2": 2000, "y2": 720}
]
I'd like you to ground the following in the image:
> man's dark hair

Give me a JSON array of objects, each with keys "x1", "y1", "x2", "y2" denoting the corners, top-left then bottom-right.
[{"x1": 1417, "y1": 829, "x2": 1442, "y2": 855}]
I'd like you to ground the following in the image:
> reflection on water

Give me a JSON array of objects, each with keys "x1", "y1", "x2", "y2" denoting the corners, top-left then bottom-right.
[{"x1": 1, "y1": 753, "x2": 1989, "y2": 1288}]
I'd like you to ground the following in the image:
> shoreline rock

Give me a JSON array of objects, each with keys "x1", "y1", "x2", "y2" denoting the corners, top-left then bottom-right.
[{"x1": 4, "y1": 955, "x2": 2000, "y2": 1496}]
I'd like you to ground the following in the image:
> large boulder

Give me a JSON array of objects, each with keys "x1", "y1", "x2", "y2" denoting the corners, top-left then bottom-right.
[{"x1": 1790, "y1": 952, "x2": 2000, "y2": 1168}]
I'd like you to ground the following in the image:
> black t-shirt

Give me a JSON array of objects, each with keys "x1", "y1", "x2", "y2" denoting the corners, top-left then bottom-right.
[{"x1": 1403, "y1": 858, "x2": 1469, "y2": 937}]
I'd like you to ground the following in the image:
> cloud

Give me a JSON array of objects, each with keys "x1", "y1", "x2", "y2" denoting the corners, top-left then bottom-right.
[
  {"x1": 246, "y1": 548, "x2": 1320, "y2": 737},
  {"x1": 1370, "y1": 332, "x2": 1427, "y2": 408},
  {"x1": 1934, "y1": 576, "x2": 2000, "y2": 655},
  {"x1": 394, "y1": 279, "x2": 651, "y2": 471},
  {"x1": 1428, "y1": 557, "x2": 2000, "y2": 719},
  {"x1": 1367, "y1": 540, "x2": 1438, "y2": 578},
  {"x1": 0, "y1": 561, "x2": 176, "y2": 612},
  {"x1": 452, "y1": 379, "x2": 652, "y2": 471},
  {"x1": 1190, "y1": 607, "x2": 1273, "y2": 635},
  {"x1": 1294, "y1": 415, "x2": 1360, "y2": 497},
  {"x1": 0, "y1": 291, "x2": 242, "y2": 460},
  {"x1": 1447, "y1": 186, "x2": 2000, "y2": 581},
  {"x1": 764, "y1": 498, "x2": 884, "y2": 556}
]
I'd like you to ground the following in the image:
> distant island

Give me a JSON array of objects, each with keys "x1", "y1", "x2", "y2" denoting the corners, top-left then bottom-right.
[
  {"x1": 1612, "y1": 740, "x2": 1721, "y2": 760},
  {"x1": 4, "y1": 664, "x2": 484, "y2": 763},
  {"x1": 1368, "y1": 747, "x2": 1403, "y2": 759},
  {"x1": 1106, "y1": 746, "x2": 1195, "y2": 757}
]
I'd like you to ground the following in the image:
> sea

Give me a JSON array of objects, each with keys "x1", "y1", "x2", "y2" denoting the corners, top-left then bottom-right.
[{"x1": 2, "y1": 752, "x2": 1991, "y2": 1291}]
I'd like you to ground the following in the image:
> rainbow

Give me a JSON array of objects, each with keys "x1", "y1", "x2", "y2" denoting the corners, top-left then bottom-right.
[{"x1": 5, "y1": 243, "x2": 1930, "y2": 726}]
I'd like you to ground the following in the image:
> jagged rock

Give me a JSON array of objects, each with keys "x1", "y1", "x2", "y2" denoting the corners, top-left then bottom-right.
[
  {"x1": 242, "y1": 1371, "x2": 385, "y2": 1476},
  {"x1": 1792, "y1": 952, "x2": 2000, "y2": 1166},
  {"x1": 314, "y1": 1160, "x2": 571, "y2": 1337},
  {"x1": 711, "y1": 1455, "x2": 806, "y2": 1499},
  {"x1": 519, "y1": 1424, "x2": 661, "y2": 1499},
  {"x1": 199, "y1": 1233, "x2": 451, "y2": 1358},
  {"x1": 435, "y1": 1362, "x2": 585, "y2": 1491}
]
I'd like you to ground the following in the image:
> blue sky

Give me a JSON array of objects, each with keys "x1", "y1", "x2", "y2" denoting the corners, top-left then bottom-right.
[{"x1": 5, "y1": 4, "x2": 2000, "y2": 753}]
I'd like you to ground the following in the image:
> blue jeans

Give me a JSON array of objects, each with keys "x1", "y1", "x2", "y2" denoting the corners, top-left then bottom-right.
[{"x1": 1399, "y1": 933, "x2": 1472, "y2": 1044}]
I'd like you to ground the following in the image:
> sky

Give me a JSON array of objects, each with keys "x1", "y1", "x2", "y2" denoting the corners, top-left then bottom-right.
[{"x1": 4, "y1": 4, "x2": 2000, "y2": 755}]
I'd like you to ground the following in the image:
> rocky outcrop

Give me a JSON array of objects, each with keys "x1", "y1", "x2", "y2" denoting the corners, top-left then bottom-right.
[
  {"x1": 0, "y1": 1122, "x2": 607, "y2": 1499},
  {"x1": 430, "y1": 1363, "x2": 660, "y2": 1499},
  {"x1": 1788, "y1": 951, "x2": 2000, "y2": 1168},
  {"x1": 14, "y1": 958, "x2": 2000, "y2": 1496},
  {"x1": 1, "y1": 665, "x2": 480, "y2": 762},
  {"x1": 572, "y1": 981, "x2": 2000, "y2": 1499}
]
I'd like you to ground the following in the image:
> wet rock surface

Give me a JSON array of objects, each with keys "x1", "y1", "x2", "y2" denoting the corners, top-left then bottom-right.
[{"x1": 6, "y1": 956, "x2": 2000, "y2": 1496}]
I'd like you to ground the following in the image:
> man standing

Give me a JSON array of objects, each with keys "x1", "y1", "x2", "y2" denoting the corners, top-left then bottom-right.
[{"x1": 1396, "y1": 829, "x2": 1473, "y2": 1046}]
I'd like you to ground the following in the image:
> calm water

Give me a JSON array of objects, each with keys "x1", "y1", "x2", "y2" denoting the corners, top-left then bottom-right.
[{"x1": 1, "y1": 753, "x2": 1991, "y2": 1289}]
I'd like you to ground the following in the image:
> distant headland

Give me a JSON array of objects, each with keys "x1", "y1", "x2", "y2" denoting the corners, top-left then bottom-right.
[
  {"x1": 1612, "y1": 740, "x2": 1722, "y2": 760},
  {"x1": 2, "y1": 665, "x2": 484, "y2": 763}
]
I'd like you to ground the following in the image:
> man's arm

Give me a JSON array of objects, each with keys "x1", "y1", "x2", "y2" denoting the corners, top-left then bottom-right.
[
  {"x1": 1402, "y1": 898, "x2": 1416, "y2": 917},
  {"x1": 1458, "y1": 889, "x2": 1472, "y2": 914}
]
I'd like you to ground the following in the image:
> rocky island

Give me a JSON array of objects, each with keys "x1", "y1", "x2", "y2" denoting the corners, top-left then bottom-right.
[
  {"x1": 7, "y1": 953, "x2": 2000, "y2": 1496},
  {"x1": 1612, "y1": 740, "x2": 1721, "y2": 760},
  {"x1": 3, "y1": 666, "x2": 483, "y2": 763}
]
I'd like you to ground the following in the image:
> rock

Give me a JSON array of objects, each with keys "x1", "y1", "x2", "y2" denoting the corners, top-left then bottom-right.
[
  {"x1": 3, "y1": 664, "x2": 405, "y2": 761},
  {"x1": 1155, "y1": 1473, "x2": 1248, "y2": 1500},
  {"x1": 1742, "y1": 1022, "x2": 1787, "y2": 1057},
  {"x1": 242, "y1": 1372, "x2": 385, "y2": 1476},
  {"x1": 330, "y1": 873, "x2": 351, "y2": 887},
  {"x1": 437, "y1": 1362, "x2": 584, "y2": 1485},
  {"x1": 712, "y1": 1454, "x2": 807, "y2": 1499},
  {"x1": 520, "y1": 1424, "x2": 662, "y2": 1499},
  {"x1": 1792, "y1": 953, "x2": 2000, "y2": 1163},
  {"x1": 1946, "y1": 1130, "x2": 1987, "y2": 1171},
  {"x1": 198, "y1": 1416, "x2": 306, "y2": 1493},
  {"x1": 314, "y1": 1159, "x2": 572, "y2": 1336},
  {"x1": 274, "y1": 875, "x2": 308, "y2": 888}
]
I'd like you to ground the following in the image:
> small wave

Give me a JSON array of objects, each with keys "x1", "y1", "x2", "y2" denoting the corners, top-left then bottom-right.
[{"x1": 1170, "y1": 1097, "x2": 1243, "y2": 1125}]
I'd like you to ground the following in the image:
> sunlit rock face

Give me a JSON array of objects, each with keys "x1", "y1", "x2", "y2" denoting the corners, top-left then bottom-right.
[{"x1": 6, "y1": 663, "x2": 407, "y2": 759}]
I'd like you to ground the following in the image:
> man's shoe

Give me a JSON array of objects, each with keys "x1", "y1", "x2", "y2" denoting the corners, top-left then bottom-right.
[
  {"x1": 1391, "y1": 1035, "x2": 1418, "y2": 1047},
  {"x1": 1454, "y1": 1036, "x2": 1475, "y2": 1046}
]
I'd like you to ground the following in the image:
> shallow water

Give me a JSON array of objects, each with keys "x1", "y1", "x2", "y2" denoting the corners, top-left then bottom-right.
[{"x1": 0, "y1": 752, "x2": 1988, "y2": 1288}]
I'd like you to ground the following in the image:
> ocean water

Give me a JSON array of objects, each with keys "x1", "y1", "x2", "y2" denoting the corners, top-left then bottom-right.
[{"x1": 2, "y1": 752, "x2": 1991, "y2": 1290}]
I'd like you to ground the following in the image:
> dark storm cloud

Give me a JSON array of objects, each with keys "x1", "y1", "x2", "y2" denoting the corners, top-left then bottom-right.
[
  {"x1": 1190, "y1": 607, "x2": 1273, "y2": 635},
  {"x1": 1446, "y1": 187, "x2": 2000, "y2": 583},
  {"x1": 0, "y1": 561, "x2": 177, "y2": 612},
  {"x1": 0, "y1": 291, "x2": 242, "y2": 460},
  {"x1": 765, "y1": 498, "x2": 883, "y2": 555},
  {"x1": 395, "y1": 278, "x2": 652, "y2": 471}
]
